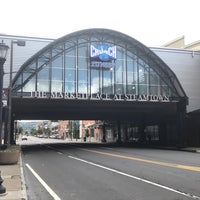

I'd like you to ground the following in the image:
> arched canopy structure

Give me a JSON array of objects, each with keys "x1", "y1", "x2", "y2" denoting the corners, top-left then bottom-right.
[{"x1": 11, "y1": 29, "x2": 187, "y2": 120}]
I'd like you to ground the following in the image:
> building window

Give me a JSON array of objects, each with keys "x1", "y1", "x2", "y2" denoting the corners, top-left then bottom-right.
[{"x1": 52, "y1": 55, "x2": 63, "y2": 92}]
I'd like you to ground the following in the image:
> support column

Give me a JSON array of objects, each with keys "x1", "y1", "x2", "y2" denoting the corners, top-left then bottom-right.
[
  {"x1": 124, "y1": 123, "x2": 128, "y2": 143},
  {"x1": 3, "y1": 106, "x2": 8, "y2": 145},
  {"x1": 176, "y1": 112, "x2": 185, "y2": 147},
  {"x1": 176, "y1": 100, "x2": 187, "y2": 147},
  {"x1": 159, "y1": 121, "x2": 167, "y2": 145},
  {"x1": 117, "y1": 121, "x2": 121, "y2": 143},
  {"x1": 102, "y1": 122, "x2": 106, "y2": 142},
  {"x1": 9, "y1": 118, "x2": 15, "y2": 145},
  {"x1": 139, "y1": 121, "x2": 146, "y2": 143},
  {"x1": 4, "y1": 115, "x2": 16, "y2": 145}
]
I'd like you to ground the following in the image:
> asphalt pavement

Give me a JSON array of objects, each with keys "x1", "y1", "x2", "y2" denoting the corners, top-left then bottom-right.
[{"x1": 0, "y1": 142, "x2": 200, "y2": 200}]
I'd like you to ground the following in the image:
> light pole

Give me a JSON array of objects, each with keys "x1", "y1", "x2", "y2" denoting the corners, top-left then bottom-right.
[
  {"x1": 0, "y1": 41, "x2": 9, "y2": 195},
  {"x1": 6, "y1": 40, "x2": 25, "y2": 145},
  {"x1": 0, "y1": 41, "x2": 9, "y2": 146}
]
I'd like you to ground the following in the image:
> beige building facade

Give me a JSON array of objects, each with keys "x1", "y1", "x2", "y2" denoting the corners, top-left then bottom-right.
[{"x1": 162, "y1": 35, "x2": 200, "y2": 50}]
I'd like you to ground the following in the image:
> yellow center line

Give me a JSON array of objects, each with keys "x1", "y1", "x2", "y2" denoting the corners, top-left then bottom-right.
[{"x1": 80, "y1": 148, "x2": 200, "y2": 172}]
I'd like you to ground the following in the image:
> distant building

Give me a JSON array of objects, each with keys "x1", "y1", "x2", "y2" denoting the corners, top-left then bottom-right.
[{"x1": 162, "y1": 36, "x2": 200, "y2": 50}]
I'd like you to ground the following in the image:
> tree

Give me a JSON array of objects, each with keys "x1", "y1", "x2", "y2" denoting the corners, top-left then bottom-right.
[
  {"x1": 30, "y1": 128, "x2": 38, "y2": 136},
  {"x1": 85, "y1": 128, "x2": 89, "y2": 137},
  {"x1": 18, "y1": 127, "x2": 23, "y2": 134}
]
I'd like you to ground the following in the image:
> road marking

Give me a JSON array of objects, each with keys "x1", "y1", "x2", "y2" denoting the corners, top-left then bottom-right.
[
  {"x1": 80, "y1": 148, "x2": 200, "y2": 172},
  {"x1": 20, "y1": 155, "x2": 27, "y2": 199},
  {"x1": 69, "y1": 155, "x2": 200, "y2": 200},
  {"x1": 26, "y1": 163, "x2": 61, "y2": 200}
]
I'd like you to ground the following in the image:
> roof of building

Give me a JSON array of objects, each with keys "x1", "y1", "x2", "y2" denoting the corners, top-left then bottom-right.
[{"x1": 162, "y1": 36, "x2": 200, "y2": 51}]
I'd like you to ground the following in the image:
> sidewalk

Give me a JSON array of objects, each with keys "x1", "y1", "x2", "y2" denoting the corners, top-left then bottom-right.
[{"x1": 0, "y1": 156, "x2": 27, "y2": 200}]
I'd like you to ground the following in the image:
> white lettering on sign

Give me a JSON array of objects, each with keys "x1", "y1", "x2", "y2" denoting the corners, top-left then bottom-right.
[
  {"x1": 90, "y1": 45, "x2": 116, "y2": 60},
  {"x1": 30, "y1": 91, "x2": 170, "y2": 102},
  {"x1": 90, "y1": 61, "x2": 115, "y2": 68}
]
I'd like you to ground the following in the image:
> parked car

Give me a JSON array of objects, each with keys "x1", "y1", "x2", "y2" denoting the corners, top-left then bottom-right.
[
  {"x1": 49, "y1": 134, "x2": 57, "y2": 139},
  {"x1": 49, "y1": 134, "x2": 62, "y2": 139},
  {"x1": 22, "y1": 135, "x2": 28, "y2": 141}
]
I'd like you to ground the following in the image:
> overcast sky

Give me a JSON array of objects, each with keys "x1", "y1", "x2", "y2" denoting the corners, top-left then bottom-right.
[{"x1": 1, "y1": 0, "x2": 200, "y2": 47}]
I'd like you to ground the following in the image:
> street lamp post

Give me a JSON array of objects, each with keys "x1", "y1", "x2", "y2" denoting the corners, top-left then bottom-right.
[
  {"x1": 0, "y1": 41, "x2": 9, "y2": 146},
  {"x1": 7, "y1": 40, "x2": 26, "y2": 145},
  {"x1": 0, "y1": 41, "x2": 9, "y2": 195},
  {"x1": 6, "y1": 40, "x2": 25, "y2": 145}
]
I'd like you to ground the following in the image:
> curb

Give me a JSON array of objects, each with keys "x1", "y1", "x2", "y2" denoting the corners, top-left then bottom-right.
[
  {"x1": 180, "y1": 149, "x2": 200, "y2": 153},
  {"x1": 20, "y1": 153, "x2": 28, "y2": 200}
]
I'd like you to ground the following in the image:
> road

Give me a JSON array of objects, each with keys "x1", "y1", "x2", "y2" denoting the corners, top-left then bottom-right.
[{"x1": 20, "y1": 136, "x2": 200, "y2": 200}]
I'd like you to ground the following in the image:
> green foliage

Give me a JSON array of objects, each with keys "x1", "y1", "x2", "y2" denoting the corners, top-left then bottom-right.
[
  {"x1": 44, "y1": 128, "x2": 50, "y2": 135},
  {"x1": 85, "y1": 129, "x2": 89, "y2": 137},
  {"x1": 37, "y1": 129, "x2": 43, "y2": 135},
  {"x1": 18, "y1": 127, "x2": 23, "y2": 134},
  {"x1": 30, "y1": 128, "x2": 38, "y2": 135}
]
